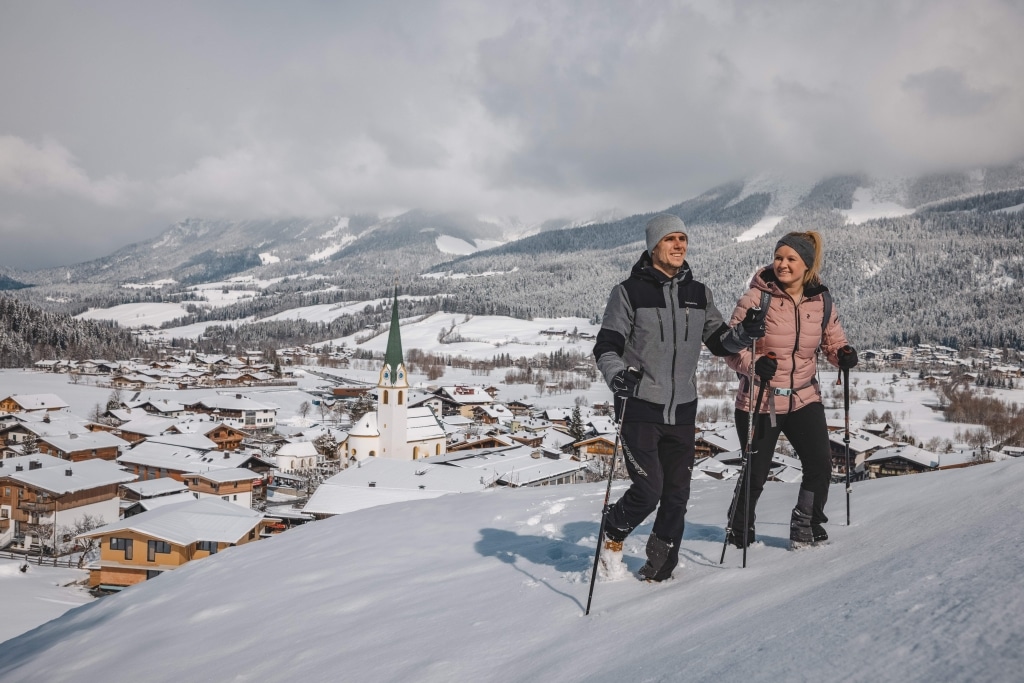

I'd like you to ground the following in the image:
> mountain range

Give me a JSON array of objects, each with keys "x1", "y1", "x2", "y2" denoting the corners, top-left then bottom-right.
[{"x1": 4, "y1": 163, "x2": 1024, "y2": 353}]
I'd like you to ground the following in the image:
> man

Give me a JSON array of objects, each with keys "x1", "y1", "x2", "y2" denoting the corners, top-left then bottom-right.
[{"x1": 593, "y1": 213, "x2": 764, "y2": 581}]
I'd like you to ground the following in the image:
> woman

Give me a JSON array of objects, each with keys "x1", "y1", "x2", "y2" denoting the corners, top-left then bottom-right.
[{"x1": 724, "y1": 230, "x2": 857, "y2": 549}]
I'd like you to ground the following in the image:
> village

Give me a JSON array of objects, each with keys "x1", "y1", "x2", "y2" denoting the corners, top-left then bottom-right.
[{"x1": 1, "y1": 300, "x2": 1022, "y2": 597}]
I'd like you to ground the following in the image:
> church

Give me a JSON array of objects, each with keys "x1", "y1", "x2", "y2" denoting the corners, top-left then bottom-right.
[{"x1": 343, "y1": 295, "x2": 447, "y2": 462}]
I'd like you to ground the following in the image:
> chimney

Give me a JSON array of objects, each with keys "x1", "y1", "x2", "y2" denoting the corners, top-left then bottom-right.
[
  {"x1": 65, "y1": 469, "x2": 73, "y2": 476},
  {"x1": 29, "y1": 460, "x2": 42, "y2": 470},
  {"x1": 236, "y1": 394, "x2": 242, "y2": 400}
]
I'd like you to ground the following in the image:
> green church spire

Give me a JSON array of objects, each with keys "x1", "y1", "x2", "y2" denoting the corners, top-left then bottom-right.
[{"x1": 383, "y1": 290, "x2": 404, "y2": 381}]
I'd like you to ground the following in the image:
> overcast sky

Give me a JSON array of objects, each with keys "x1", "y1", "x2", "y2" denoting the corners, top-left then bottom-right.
[{"x1": 2, "y1": 0, "x2": 1022, "y2": 270}]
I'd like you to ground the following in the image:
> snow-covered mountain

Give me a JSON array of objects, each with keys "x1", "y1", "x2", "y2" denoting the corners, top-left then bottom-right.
[{"x1": 0, "y1": 455, "x2": 1020, "y2": 682}]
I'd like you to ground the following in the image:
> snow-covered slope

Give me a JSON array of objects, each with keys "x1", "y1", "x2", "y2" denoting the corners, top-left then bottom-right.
[{"x1": 0, "y1": 458, "x2": 1021, "y2": 682}]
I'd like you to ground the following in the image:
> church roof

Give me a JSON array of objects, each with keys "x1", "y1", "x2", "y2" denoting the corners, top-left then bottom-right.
[{"x1": 383, "y1": 292, "x2": 404, "y2": 381}]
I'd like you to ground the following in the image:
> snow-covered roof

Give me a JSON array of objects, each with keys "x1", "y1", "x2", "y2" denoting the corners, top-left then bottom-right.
[
  {"x1": 122, "y1": 478, "x2": 189, "y2": 498},
  {"x1": 699, "y1": 428, "x2": 741, "y2": 452},
  {"x1": 303, "y1": 457, "x2": 489, "y2": 516},
  {"x1": 866, "y1": 445, "x2": 939, "y2": 468},
  {"x1": 40, "y1": 431, "x2": 129, "y2": 452},
  {"x1": 118, "y1": 415, "x2": 177, "y2": 436},
  {"x1": 187, "y1": 395, "x2": 276, "y2": 411},
  {"x1": 2, "y1": 394, "x2": 70, "y2": 411},
  {"x1": 7, "y1": 458, "x2": 136, "y2": 494},
  {"x1": 190, "y1": 468, "x2": 262, "y2": 484},
  {"x1": 276, "y1": 441, "x2": 320, "y2": 457},
  {"x1": 407, "y1": 406, "x2": 445, "y2": 442},
  {"x1": 146, "y1": 433, "x2": 220, "y2": 451},
  {"x1": 81, "y1": 497, "x2": 262, "y2": 545},
  {"x1": 829, "y1": 429, "x2": 893, "y2": 454},
  {"x1": 118, "y1": 442, "x2": 252, "y2": 473}
]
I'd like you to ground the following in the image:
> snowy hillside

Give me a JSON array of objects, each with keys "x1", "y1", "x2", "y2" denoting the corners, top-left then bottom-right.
[{"x1": 0, "y1": 458, "x2": 1021, "y2": 682}]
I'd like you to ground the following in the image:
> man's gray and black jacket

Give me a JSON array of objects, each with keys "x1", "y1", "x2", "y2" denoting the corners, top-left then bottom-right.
[{"x1": 593, "y1": 252, "x2": 754, "y2": 425}]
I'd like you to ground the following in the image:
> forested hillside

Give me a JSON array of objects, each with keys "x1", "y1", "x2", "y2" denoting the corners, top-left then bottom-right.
[{"x1": 0, "y1": 296, "x2": 143, "y2": 366}]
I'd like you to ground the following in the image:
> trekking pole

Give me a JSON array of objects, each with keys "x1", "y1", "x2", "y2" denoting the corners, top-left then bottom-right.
[
  {"x1": 585, "y1": 397, "x2": 627, "y2": 616},
  {"x1": 720, "y1": 351, "x2": 773, "y2": 566},
  {"x1": 843, "y1": 367, "x2": 852, "y2": 525}
]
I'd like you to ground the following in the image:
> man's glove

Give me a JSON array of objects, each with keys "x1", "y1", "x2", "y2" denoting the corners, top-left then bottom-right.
[
  {"x1": 837, "y1": 345, "x2": 858, "y2": 369},
  {"x1": 741, "y1": 306, "x2": 766, "y2": 339},
  {"x1": 611, "y1": 367, "x2": 642, "y2": 398},
  {"x1": 754, "y1": 354, "x2": 777, "y2": 382}
]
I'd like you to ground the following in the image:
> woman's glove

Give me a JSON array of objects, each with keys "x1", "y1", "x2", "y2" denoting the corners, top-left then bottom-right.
[
  {"x1": 837, "y1": 345, "x2": 858, "y2": 369},
  {"x1": 754, "y1": 354, "x2": 777, "y2": 381}
]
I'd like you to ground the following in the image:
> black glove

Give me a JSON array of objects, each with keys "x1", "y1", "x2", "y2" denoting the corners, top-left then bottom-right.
[
  {"x1": 754, "y1": 354, "x2": 777, "y2": 381},
  {"x1": 611, "y1": 367, "x2": 642, "y2": 398},
  {"x1": 741, "y1": 306, "x2": 766, "y2": 339},
  {"x1": 837, "y1": 345, "x2": 858, "y2": 369}
]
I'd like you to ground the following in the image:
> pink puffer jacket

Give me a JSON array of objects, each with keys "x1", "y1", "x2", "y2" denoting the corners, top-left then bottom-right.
[{"x1": 726, "y1": 267, "x2": 849, "y2": 414}]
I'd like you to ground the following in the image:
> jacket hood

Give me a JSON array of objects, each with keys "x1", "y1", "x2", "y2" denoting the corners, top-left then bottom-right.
[
  {"x1": 751, "y1": 265, "x2": 829, "y2": 298},
  {"x1": 630, "y1": 251, "x2": 693, "y2": 285}
]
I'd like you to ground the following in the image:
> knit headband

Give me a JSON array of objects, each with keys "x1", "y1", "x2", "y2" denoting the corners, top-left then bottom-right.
[{"x1": 775, "y1": 234, "x2": 815, "y2": 268}]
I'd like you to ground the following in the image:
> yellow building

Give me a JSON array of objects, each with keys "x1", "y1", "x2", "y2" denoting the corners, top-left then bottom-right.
[{"x1": 78, "y1": 497, "x2": 265, "y2": 590}]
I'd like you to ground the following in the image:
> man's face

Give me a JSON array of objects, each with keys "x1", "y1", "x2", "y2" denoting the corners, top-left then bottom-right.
[{"x1": 651, "y1": 232, "x2": 688, "y2": 275}]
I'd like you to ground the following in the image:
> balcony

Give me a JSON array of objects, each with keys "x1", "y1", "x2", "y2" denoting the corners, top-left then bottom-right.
[{"x1": 18, "y1": 500, "x2": 55, "y2": 513}]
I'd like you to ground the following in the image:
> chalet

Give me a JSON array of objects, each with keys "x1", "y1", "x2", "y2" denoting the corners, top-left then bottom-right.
[
  {"x1": 181, "y1": 468, "x2": 260, "y2": 508},
  {"x1": 433, "y1": 385, "x2": 493, "y2": 418},
  {"x1": 471, "y1": 404, "x2": 514, "y2": 425},
  {"x1": 0, "y1": 394, "x2": 70, "y2": 413},
  {"x1": 505, "y1": 400, "x2": 534, "y2": 417},
  {"x1": 434, "y1": 444, "x2": 589, "y2": 488},
  {"x1": 695, "y1": 426, "x2": 740, "y2": 460},
  {"x1": 36, "y1": 431, "x2": 130, "y2": 462},
  {"x1": 573, "y1": 434, "x2": 615, "y2": 461},
  {"x1": 183, "y1": 394, "x2": 277, "y2": 431},
  {"x1": 447, "y1": 434, "x2": 514, "y2": 451},
  {"x1": 129, "y1": 399, "x2": 187, "y2": 418},
  {"x1": 0, "y1": 456, "x2": 136, "y2": 552},
  {"x1": 165, "y1": 420, "x2": 247, "y2": 451},
  {"x1": 828, "y1": 430, "x2": 893, "y2": 476},
  {"x1": 117, "y1": 442, "x2": 274, "y2": 483},
  {"x1": 864, "y1": 445, "x2": 939, "y2": 477},
  {"x1": 116, "y1": 415, "x2": 177, "y2": 444},
  {"x1": 78, "y1": 497, "x2": 265, "y2": 590},
  {"x1": 120, "y1": 477, "x2": 189, "y2": 502}
]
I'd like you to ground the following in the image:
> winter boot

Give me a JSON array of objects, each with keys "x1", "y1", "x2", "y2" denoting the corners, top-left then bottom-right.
[
  {"x1": 638, "y1": 534, "x2": 676, "y2": 582},
  {"x1": 790, "y1": 489, "x2": 815, "y2": 549},
  {"x1": 597, "y1": 538, "x2": 628, "y2": 581},
  {"x1": 811, "y1": 523, "x2": 828, "y2": 545},
  {"x1": 726, "y1": 525, "x2": 756, "y2": 549}
]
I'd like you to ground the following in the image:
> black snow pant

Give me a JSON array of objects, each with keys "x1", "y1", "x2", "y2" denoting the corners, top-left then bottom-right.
[
  {"x1": 605, "y1": 421, "x2": 696, "y2": 576},
  {"x1": 732, "y1": 401, "x2": 832, "y2": 528}
]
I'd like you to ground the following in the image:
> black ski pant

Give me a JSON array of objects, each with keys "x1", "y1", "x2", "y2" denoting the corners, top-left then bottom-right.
[
  {"x1": 732, "y1": 401, "x2": 831, "y2": 527},
  {"x1": 605, "y1": 421, "x2": 695, "y2": 572}
]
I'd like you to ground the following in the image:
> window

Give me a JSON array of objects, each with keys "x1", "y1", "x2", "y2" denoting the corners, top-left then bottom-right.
[
  {"x1": 383, "y1": 390, "x2": 389, "y2": 405},
  {"x1": 398, "y1": 391, "x2": 404, "y2": 405},
  {"x1": 196, "y1": 541, "x2": 218, "y2": 554},
  {"x1": 111, "y1": 537, "x2": 133, "y2": 560},
  {"x1": 147, "y1": 540, "x2": 171, "y2": 562},
  {"x1": 248, "y1": 529, "x2": 256, "y2": 540}
]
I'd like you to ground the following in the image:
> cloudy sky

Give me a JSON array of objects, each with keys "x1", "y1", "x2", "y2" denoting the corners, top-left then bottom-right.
[{"x1": 2, "y1": 0, "x2": 1022, "y2": 270}]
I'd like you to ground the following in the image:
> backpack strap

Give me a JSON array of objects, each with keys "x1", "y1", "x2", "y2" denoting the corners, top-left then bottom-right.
[{"x1": 820, "y1": 290, "x2": 832, "y2": 337}]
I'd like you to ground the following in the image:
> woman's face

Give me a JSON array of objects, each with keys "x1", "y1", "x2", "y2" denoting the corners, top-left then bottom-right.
[{"x1": 773, "y1": 245, "x2": 808, "y2": 290}]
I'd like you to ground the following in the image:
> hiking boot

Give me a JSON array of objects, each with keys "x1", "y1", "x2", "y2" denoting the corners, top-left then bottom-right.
[
  {"x1": 726, "y1": 525, "x2": 756, "y2": 549},
  {"x1": 598, "y1": 538, "x2": 628, "y2": 581},
  {"x1": 790, "y1": 507, "x2": 814, "y2": 547},
  {"x1": 637, "y1": 534, "x2": 675, "y2": 582},
  {"x1": 811, "y1": 523, "x2": 828, "y2": 544}
]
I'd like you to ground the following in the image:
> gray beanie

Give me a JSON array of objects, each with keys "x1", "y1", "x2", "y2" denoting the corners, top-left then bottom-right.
[
  {"x1": 775, "y1": 233, "x2": 815, "y2": 268},
  {"x1": 645, "y1": 214, "x2": 687, "y2": 255}
]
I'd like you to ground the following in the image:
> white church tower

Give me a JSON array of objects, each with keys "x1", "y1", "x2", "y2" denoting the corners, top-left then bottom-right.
[{"x1": 376, "y1": 292, "x2": 409, "y2": 459}]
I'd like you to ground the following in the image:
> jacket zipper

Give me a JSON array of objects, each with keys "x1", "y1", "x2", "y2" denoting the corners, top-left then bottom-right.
[
  {"x1": 789, "y1": 295, "x2": 801, "y2": 412},
  {"x1": 668, "y1": 280, "x2": 678, "y2": 423},
  {"x1": 656, "y1": 309, "x2": 664, "y2": 341}
]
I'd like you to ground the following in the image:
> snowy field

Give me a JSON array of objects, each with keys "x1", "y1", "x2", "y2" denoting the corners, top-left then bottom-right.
[
  {"x1": 0, "y1": 456, "x2": 1021, "y2": 681},
  {"x1": 0, "y1": 560, "x2": 91, "y2": 645}
]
